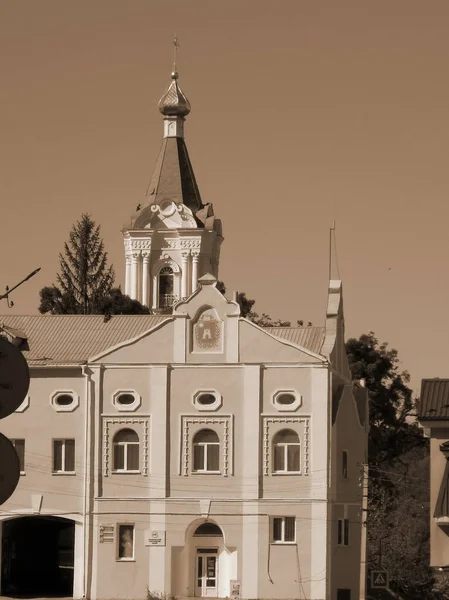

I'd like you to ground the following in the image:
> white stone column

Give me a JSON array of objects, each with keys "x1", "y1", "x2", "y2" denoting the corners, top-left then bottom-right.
[
  {"x1": 181, "y1": 252, "x2": 189, "y2": 299},
  {"x1": 125, "y1": 255, "x2": 131, "y2": 296},
  {"x1": 152, "y1": 275, "x2": 158, "y2": 309},
  {"x1": 130, "y1": 252, "x2": 139, "y2": 300},
  {"x1": 191, "y1": 251, "x2": 199, "y2": 294},
  {"x1": 141, "y1": 252, "x2": 150, "y2": 307}
]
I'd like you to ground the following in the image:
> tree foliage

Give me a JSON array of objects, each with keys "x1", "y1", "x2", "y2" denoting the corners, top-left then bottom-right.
[
  {"x1": 39, "y1": 214, "x2": 148, "y2": 315},
  {"x1": 345, "y1": 332, "x2": 448, "y2": 599},
  {"x1": 217, "y1": 282, "x2": 311, "y2": 327}
]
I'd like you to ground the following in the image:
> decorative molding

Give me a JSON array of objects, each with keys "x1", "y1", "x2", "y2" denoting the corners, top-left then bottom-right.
[
  {"x1": 262, "y1": 416, "x2": 310, "y2": 476},
  {"x1": 164, "y1": 238, "x2": 201, "y2": 250},
  {"x1": 103, "y1": 417, "x2": 149, "y2": 477},
  {"x1": 15, "y1": 395, "x2": 30, "y2": 413},
  {"x1": 180, "y1": 415, "x2": 233, "y2": 477},
  {"x1": 99, "y1": 525, "x2": 114, "y2": 543},
  {"x1": 272, "y1": 390, "x2": 302, "y2": 412},
  {"x1": 192, "y1": 389, "x2": 223, "y2": 412},
  {"x1": 111, "y1": 390, "x2": 142, "y2": 413},
  {"x1": 50, "y1": 390, "x2": 80, "y2": 413},
  {"x1": 131, "y1": 240, "x2": 152, "y2": 250},
  {"x1": 151, "y1": 258, "x2": 180, "y2": 276}
]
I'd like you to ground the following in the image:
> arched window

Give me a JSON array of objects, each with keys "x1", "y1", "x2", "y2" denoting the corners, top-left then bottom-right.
[
  {"x1": 193, "y1": 429, "x2": 220, "y2": 473},
  {"x1": 159, "y1": 266, "x2": 175, "y2": 308},
  {"x1": 113, "y1": 429, "x2": 140, "y2": 472},
  {"x1": 194, "y1": 522, "x2": 223, "y2": 537},
  {"x1": 273, "y1": 429, "x2": 300, "y2": 473}
]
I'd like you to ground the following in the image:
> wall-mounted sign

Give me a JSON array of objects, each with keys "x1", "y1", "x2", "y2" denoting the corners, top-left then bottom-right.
[
  {"x1": 230, "y1": 580, "x2": 241, "y2": 598},
  {"x1": 145, "y1": 530, "x2": 166, "y2": 547},
  {"x1": 371, "y1": 570, "x2": 389, "y2": 589}
]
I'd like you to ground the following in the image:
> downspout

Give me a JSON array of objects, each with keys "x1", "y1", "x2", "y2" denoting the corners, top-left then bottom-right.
[{"x1": 82, "y1": 365, "x2": 93, "y2": 599}]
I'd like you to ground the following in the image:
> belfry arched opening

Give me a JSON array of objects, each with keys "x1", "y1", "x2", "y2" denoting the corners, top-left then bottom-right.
[{"x1": 1, "y1": 516, "x2": 75, "y2": 597}]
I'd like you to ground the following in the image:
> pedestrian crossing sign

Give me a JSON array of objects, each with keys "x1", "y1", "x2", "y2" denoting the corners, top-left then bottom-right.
[{"x1": 371, "y1": 570, "x2": 389, "y2": 589}]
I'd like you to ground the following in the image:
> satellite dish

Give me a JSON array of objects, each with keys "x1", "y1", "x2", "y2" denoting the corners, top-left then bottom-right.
[
  {"x1": 0, "y1": 337, "x2": 30, "y2": 419},
  {"x1": 0, "y1": 432, "x2": 20, "y2": 504}
]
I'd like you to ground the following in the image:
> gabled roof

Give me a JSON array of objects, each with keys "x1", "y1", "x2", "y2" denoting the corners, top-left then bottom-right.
[
  {"x1": 0, "y1": 315, "x2": 168, "y2": 366},
  {"x1": 267, "y1": 326, "x2": 325, "y2": 355},
  {"x1": 418, "y1": 378, "x2": 449, "y2": 420}
]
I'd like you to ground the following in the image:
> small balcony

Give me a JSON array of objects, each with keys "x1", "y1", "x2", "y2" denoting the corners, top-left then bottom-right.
[{"x1": 157, "y1": 294, "x2": 178, "y2": 312}]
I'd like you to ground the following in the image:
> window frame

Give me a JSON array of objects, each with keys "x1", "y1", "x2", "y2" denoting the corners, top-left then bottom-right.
[
  {"x1": 50, "y1": 390, "x2": 79, "y2": 413},
  {"x1": 116, "y1": 523, "x2": 135, "y2": 561},
  {"x1": 272, "y1": 429, "x2": 301, "y2": 474},
  {"x1": 11, "y1": 439, "x2": 25, "y2": 474},
  {"x1": 271, "y1": 516, "x2": 296, "y2": 544},
  {"x1": 272, "y1": 389, "x2": 302, "y2": 412},
  {"x1": 52, "y1": 439, "x2": 76, "y2": 474},
  {"x1": 192, "y1": 429, "x2": 221, "y2": 474},
  {"x1": 192, "y1": 390, "x2": 223, "y2": 412},
  {"x1": 112, "y1": 429, "x2": 140, "y2": 474},
  {"x1": 337, "y1": 518, "x2": 350, "y2": 546},
  {"x1": 112, "y1": 390, "x2": 141, "y2": 413}
]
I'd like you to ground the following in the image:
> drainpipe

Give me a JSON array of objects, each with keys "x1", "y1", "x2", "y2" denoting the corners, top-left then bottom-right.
[{"x1": 82, "y1": 365, "x2": 93, "y2": 599}]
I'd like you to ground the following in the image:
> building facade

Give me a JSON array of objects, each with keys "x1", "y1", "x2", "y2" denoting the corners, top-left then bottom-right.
[
  {"x1": 418, "y1": 379, "x2": 449, "y2": 573},
  {"x1": 0, "y1": 70, "x2": 368, "y2": 600}
]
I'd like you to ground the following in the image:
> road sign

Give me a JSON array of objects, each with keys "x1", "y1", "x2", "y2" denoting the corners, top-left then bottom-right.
[
  {"x1": 0, "y1": 432, "x2": 20, "y2": 504},
  {"x1": 0, "y1": 337, "x2": 30, "y2": 418},
  {"x1": 371, "y1": 570, "x2": 389, "y2": 589},
  {"x1": 0, "y1": 337, "x2": 30, "y2": 504}
]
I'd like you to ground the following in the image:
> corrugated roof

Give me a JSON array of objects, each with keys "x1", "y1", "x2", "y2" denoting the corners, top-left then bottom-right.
[
  {"x1": 0, "y1": 315, "x2": 169, "y2": 366},
  {"x1": 267, "y1": 326, "x2": 325, "y2": 355},
  {"x1": 418, "y1": 379, "x2": 449, "y2": 420}
]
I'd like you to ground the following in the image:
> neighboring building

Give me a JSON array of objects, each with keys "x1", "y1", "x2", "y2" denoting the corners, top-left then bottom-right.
[
  {"x1": 418, "y1": 379, "x2": 449, "y2": 572},
  {"x1": 0, "y1": 68, "x2": 368, "y2": 600}
]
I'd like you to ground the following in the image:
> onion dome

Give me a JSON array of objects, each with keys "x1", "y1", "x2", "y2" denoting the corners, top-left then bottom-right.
[{"x1": 158, "y1": 71, "x2": 191, "y2": 118}]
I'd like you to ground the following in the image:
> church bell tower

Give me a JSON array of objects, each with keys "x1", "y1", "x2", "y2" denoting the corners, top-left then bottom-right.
[{"x1": 122, "y1": 63, "x2": 223, "y2": 312}]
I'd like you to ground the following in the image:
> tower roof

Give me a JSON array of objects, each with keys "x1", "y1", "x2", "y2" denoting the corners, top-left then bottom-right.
[{"x1": 128, "y1": 69, "x2": 205, "y2": 230}]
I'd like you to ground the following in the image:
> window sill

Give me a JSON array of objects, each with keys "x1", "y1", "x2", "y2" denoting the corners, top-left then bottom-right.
[
  {"x1": 191, "y1": 471, "x2": 221, "y2": 475},
  {"x1": 112, "y1": 470, "x2": 141, "y2": 475},
  {"x1": 52, "y1": 471, "x2": 76, "y2": 476},
  {"x1": 271, "y1": 541, "x2": 297, "y2": 545},
  {"x1": 116, "y1": 558, "x2": 136, "y2": 562},
  {"x1": 19, "y1": 472, "x2": 26, "y2": 476},
  {"x1": 272, "y1": 471, "x2": 302, "y2": 476}
]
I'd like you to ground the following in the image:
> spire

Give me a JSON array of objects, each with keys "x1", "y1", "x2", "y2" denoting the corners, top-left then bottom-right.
[{"x1": 129, "y1": 40, "x2": 206, "y2": 229}]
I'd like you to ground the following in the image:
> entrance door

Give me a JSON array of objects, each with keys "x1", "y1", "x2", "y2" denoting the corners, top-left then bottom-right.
[{"x1": 195, "y1": 550, "x2": 218, "y2": 597}]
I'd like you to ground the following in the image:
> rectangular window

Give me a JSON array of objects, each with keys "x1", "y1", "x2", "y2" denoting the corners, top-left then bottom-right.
[
  {"x1": 53, "y1": 439, "x2": 75, "y2": 473},
  {"x1": 11, "y1": 439, "x2": 25, "y2": 473},
  {"x1": 337, "y1": 519, "x2": 349, "y2": 546},
  {"x1": 337, "y1": 589, "x2": 351, "y2": 600},
  {"x1": 272, "y1": 517, "x2": 296, "y2": 543},
  {"x1": 117, "y1": 524, "x2": 134, "y2": 560},
  {"x1": 342, "y1": 450, "x2": 348, "y2": 479}
]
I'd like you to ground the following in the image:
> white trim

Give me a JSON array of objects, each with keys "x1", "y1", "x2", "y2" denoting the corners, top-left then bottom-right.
[
  {"x1": 50, "y1": 390, "x2": 80, "y2": 413},
  {"x1": 111, "y1": 389, "x2": 142, "y2": 412},
  {"x1": 179, "y1": 414, "x2": 234, "y2": 477},
  {"x1": 103, "y1": 417, "x2": 149, "y2": 477},
  {"x1": 262, "y1": 416, "x2": 310, "y2": 476},
  {"x1": 272, "y1": 389, "x2": 302, "y2": 412},
  {"x1": 192, "y1": 389, "x2": 223, "y2": 412}
]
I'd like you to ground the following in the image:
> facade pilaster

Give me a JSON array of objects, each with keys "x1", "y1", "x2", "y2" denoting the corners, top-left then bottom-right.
[
  {"x1": 125, "y1": 254, "x2": 132, "y2": 296},
  {"x1": 181, "y1": 251, "x2": 189, "y2": 299},
  {"x1": 141, "y1": 252, "x2": 150, "y2": 307},
  {"x1": 130, "y1": 252, "x2": 140, "y2": 300},
  {"x1": 191, "y1": 251, "x2": 199, "y2": 294}
]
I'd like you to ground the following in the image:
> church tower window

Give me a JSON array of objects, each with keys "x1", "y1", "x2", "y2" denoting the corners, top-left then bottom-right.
[{"x1": 159, "y1": 266, "x2": 175, "y2": 308}]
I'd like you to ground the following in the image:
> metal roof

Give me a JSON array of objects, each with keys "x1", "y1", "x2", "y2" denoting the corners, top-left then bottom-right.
[
  {"x1": 267, "y1": 326, "x2": 326, "y2": 355},
  {"x1": 418, "y1": 378, "x2": 449, "y2": 420},
  {"x1": 0, "y1": 316, "x2": 326, "y2": 366},
  {"x1": 0, "y1": 315, "x2": 169, "y2": 366}
]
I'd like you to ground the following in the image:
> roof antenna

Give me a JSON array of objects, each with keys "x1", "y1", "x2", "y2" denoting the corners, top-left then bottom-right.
[{"x1": 0, "y1": 268, "x2": 41, "y2": 308}]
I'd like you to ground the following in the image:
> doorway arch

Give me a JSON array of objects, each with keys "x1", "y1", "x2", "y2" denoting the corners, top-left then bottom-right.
[{"x1": 1, "y1": 515, "x2": 75, "y2": 597}]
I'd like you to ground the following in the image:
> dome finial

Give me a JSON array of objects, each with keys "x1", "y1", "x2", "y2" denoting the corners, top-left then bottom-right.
[
  {"x1": 158, "y1": 35, "x2": 191, "y2": 121},
  {"x1": 172, "y1": 34, "x2": 179, "y2": 77}
]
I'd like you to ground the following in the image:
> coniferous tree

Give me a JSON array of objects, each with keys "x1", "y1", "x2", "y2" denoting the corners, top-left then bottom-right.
[{"x1": 39, "y1": 214, "x2": 114, "y2": 314}]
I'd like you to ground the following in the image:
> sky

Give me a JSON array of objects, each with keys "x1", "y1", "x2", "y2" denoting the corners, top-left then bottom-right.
[{"x1": 1, "y1": 0, "x2": 449, "y2": 394}]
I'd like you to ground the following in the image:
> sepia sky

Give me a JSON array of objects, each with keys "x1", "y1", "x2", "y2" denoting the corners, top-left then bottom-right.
[{"x1": 1, "y1": 0, "x2": 449, "y2": 393}]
